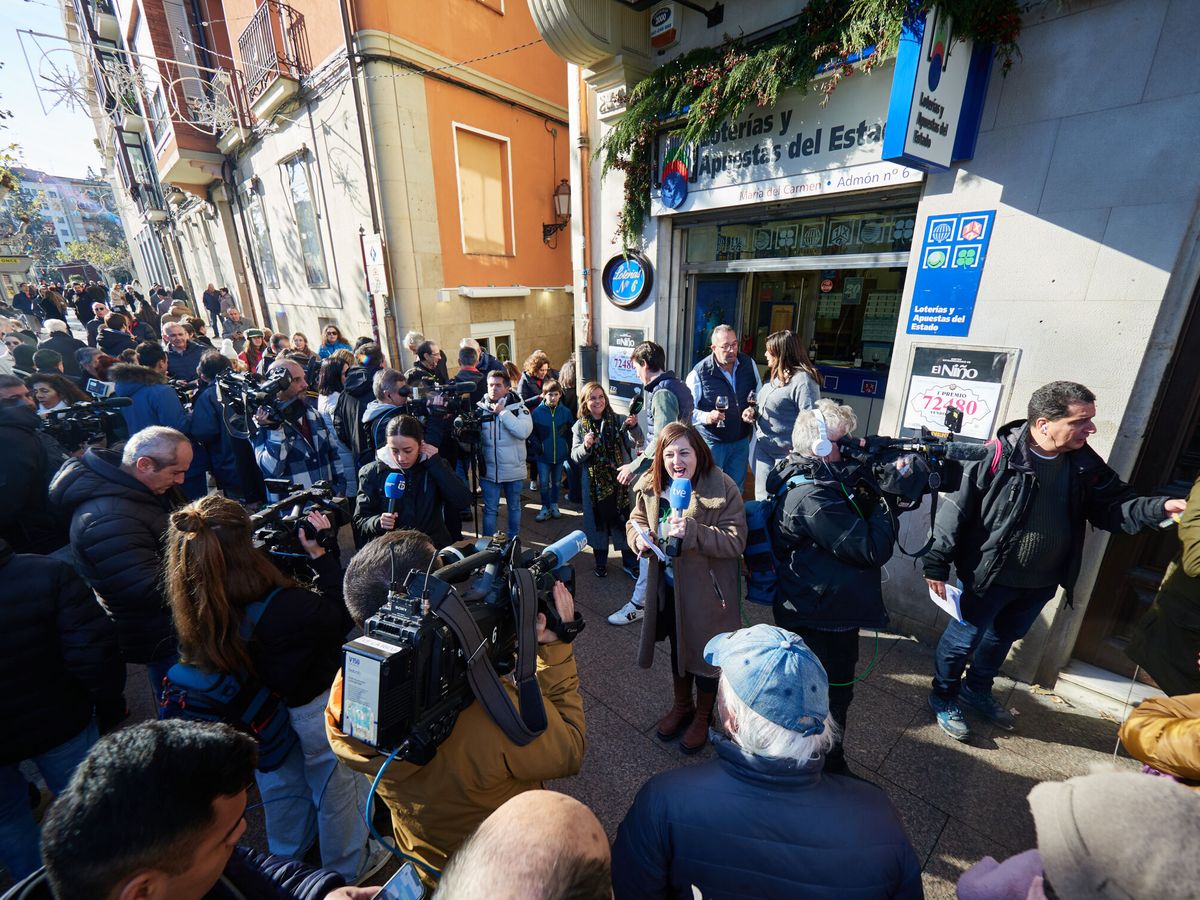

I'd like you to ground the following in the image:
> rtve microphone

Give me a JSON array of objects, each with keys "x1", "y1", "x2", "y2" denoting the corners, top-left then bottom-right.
[
  {"x1": 665, "y1": 477, "x2": 692, "y2": 557},
  {"x1": 384, "y1": 471, "x2": 406, "y2": 514}
]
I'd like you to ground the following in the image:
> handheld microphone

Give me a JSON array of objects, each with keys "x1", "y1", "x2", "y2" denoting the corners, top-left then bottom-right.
[
  {"x1": 529, "y1": 530, "x2": 588, "y2": 574},
  {"x1": 384, "y1": 471, "x2": 406, "y2": 514},
  {"x1": 665, "y1": 477, "x2": 692, "y2": 557}
]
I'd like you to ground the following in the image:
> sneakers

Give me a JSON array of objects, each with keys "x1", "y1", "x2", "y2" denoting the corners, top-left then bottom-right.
[
  {"x1": 607, "y1": 600, "x2": 645, "y2": 626},
  {"x1": 959, "y1": 685, "x2": 1017, "y2": 731},
  {"x1": 928, "y1": 693, "x2": 971, "y2": 742},
  {"x1": 622, "y1": 562, "x2": 640, "y2": 580},
  {"x1": 354, "y1": 839, "x2": 394, "y2": 885},
  {"x1": 550, "y1": 505, "x2": 562, "y2": 519},
  {"x1": 529, "y1": 479, "x2": 538, "y2": 491},
  {"x1": 594, "y1": 566, "x2": 608, "y2": 578},
  {"x1": 535, "y1": 508, "x2": 552, "y2": 522}
]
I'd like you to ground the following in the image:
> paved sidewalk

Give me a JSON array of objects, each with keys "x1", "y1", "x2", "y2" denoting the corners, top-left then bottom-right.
[{"x1": 9, "y1": 487, "x2": 1137, "y2": 896}]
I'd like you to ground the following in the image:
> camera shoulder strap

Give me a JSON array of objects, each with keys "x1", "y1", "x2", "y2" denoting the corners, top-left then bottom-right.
[{"x1": 431, "y1": 570, "x2": 547, "y2": 746}]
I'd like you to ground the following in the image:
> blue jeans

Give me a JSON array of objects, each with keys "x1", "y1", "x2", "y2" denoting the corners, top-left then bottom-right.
[
  {"x1": 932, "y1": 582, "x2": 1058, "y2": 699},
  {"x1": 481, "y1": 479, "x2": 523, "y2": 539},
  {"x1": 538, "y1": 460, "x2": 564, "y2": 509},
  {"x1": 0, "y1": 722, "x2": 98, "y2": 879},
  {"x1": 254, "y1": 691, "x2": 371, "y2": 880},
  {"x1": 708, "y1": 437, "x2": 750, "y2": 492}
]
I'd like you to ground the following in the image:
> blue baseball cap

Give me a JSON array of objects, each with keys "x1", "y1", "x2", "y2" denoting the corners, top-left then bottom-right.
[{"x1": 704, "y1": 625, "x2": 829, "y2": 736}]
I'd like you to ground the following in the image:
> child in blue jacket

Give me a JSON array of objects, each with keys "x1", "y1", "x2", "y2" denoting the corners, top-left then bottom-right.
[{"x1": 530, "y1": 380, "x2": 571, "y2": 521}]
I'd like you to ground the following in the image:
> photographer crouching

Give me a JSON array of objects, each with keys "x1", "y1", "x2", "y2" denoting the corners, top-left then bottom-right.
[
  {"x1": 325, "y1": 530, "x2": 586, "y2": 890},
  {"x1": 161, "y1": 495, "x2": 386, "y2": 883},
  {"x1": 767, "y1": 400, "x2": 897, "y2": 776}
]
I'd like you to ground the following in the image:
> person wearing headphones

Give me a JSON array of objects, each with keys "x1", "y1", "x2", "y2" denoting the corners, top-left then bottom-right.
[{"x1": 766, "y1": 399, "x2": 897, "y2": 776}]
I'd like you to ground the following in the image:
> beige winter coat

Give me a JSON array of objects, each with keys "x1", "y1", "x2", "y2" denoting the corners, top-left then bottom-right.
[{"x1": 627, "y1": 467, "x2": 747, "y2": 678}]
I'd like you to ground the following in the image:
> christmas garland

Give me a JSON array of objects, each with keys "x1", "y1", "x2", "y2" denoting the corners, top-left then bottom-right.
[{"x1": 600, "y1": 0, "x2": 1024, "y2": 248}]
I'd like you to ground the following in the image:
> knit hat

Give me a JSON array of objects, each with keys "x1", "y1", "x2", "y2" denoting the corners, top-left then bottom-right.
[
  {"x1": 1029, "y1": 770, "x2": 1200, "y2": 899},
  {"x1": 704, "y1": 625, "x2": 829, "y2": 735},
  {"x1": 219, "y1": 338, "x2": 238, "y2": 361}
]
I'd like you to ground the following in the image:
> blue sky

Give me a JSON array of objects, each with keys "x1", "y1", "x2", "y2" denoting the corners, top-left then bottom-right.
[{"x1": 2, "y1": 0, "x2": 105, "y2": 179}]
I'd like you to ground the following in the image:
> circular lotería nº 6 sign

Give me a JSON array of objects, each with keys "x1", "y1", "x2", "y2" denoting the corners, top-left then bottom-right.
[{"x1": 602, "y1": 251, "x2": 654, "y2": 309}]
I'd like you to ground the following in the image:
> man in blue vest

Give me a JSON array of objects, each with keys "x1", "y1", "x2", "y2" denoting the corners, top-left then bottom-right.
[
  {"x1": 686, "y1": 324, "x2": 761, "y2": 492},
  {"x1": 610, "y1": 341, "x2": 694, "y2": 626}
]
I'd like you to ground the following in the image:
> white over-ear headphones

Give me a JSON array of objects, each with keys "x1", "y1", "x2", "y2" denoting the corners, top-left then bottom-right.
[{"x1": 811, "y1": 410, "x2": 833, "y2": 457}]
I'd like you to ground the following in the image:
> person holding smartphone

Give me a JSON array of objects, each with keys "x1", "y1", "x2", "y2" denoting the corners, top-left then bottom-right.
[{"x1": 354, "y1": 414, "x2": 470, "y2": 548}]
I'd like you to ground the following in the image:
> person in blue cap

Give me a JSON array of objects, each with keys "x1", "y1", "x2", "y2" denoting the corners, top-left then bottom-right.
[{"x1": 611, "y1": 624, "x2": 922, "y2": 900}]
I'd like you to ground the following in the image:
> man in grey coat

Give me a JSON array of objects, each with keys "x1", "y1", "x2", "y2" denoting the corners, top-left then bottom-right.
[{"x1": 477, "y1": 369, "x2": 533, "y2": 538}]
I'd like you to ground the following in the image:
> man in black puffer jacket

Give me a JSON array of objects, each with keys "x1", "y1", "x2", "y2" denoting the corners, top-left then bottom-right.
[
  {"x1": 48, "y1": 426, "x2": 193, "y2": 696},
  {"x1": 0, "y1": 540, "x2": 126, "y2": 881},
  {"x1": 0, "y1": 376, "x2": 69, "y2": 552}
]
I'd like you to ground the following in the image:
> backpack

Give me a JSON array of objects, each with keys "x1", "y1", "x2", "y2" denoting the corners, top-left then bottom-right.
[
  {"x1": 743, "y1": 474, "x2": 808, "y2": 605},
  {"x1": 159, "y1": 588, "x2": 297, "y2": 772}
]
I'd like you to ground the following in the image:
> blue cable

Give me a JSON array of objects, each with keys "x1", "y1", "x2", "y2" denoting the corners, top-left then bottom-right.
[{"x1": 367, "y1": 747, "x2": 442, "y2": 881}]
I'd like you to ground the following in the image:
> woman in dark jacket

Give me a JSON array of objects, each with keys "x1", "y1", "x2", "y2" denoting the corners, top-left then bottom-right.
[
  {"x1": 164, "y1": 495, "x2": 377, "y2": 882},
  {"x1": 354, "y1": 415, "x2": 470, "y2": 548},
  {"x1": 767, "y1": 399, "x2": 896, "y2": 775}
]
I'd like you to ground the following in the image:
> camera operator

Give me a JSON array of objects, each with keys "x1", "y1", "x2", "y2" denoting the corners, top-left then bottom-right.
[
  {"x1": 49, "y1": 426, "x2": 192, "y2": 697},
  {"x1": 163, "y1": 496, "x2": 386, "y2": 882},
  {"x1": 405, "y1": 331, "x2": 449, "y2": 383},
  {"x1": 924, "y1": 381, "x2": 1185, "y2": 742},
  {"x1": 767, "y1": 400, "x2": 897, "y2": 776},
  {"x1": 0, "y1": 375, "x2": 69, "y2": 552},
  {"x1": 190, "y1": 350, "x2": 250, "y2": 499},
  {"x1": 477, "y1": 368, "x2": 533, "y2": 539},
  {"x1": 357, "y1": 367, "x2": 409, "y2": 470},
  {"x1": 354, "y1": 414, "x2": 469, "y2": 548},
  {"x1": 251, "y1": 359, "x2": 347, "y2": 499},
  {"x1": 325, "y1": 530, "x2": 586, "y2": 887}
]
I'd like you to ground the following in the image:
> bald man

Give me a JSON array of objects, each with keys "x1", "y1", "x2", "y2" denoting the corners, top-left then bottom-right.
[{"x1": 434, "y1": 791, "x2": 610, "y2": 900}]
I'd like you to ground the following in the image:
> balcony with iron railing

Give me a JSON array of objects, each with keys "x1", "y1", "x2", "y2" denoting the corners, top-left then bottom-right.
[{"x1": 237, "y1": 0, "x2": 310, "y2": 120}]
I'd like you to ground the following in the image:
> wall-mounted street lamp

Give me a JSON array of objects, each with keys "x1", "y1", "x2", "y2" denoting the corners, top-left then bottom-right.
[{"x1": 542, "y1": 179, "x2": 571, "y2": 245}]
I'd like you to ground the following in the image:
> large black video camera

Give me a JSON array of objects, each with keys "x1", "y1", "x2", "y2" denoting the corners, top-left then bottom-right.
[
  {"x1": 42, "y1": 396, "x2": 131, "y2": 452},
  {"x1": 340, "y1": 530, "x2": 587, "y2": 764},
  {"x1": 214, "y1": 368, "x2": 293, "y2": 438},
  {"x1": 406, "y1": 381, "x2": 480, "y2": 449},
  {"x1": 250, "y1": 480, "x2": 350, "y2": 559}
]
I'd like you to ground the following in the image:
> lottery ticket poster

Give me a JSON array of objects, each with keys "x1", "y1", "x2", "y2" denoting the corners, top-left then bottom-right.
[{"x1": 900, "y1": 345, "x2": 1019, "y2": 441}]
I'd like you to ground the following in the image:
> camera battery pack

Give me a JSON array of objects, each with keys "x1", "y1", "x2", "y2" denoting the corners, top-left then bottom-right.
[{"x1": 342, "y1": 636, "x2": 414, "y2": 750}]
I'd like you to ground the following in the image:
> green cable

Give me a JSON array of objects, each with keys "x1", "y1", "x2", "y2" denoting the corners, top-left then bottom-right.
[{"x1": 827, "y1": 630, "x2": 882, "y2": 687}]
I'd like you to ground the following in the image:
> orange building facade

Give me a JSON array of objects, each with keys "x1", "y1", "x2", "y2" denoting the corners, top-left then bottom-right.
[{"x1": 71, "y1": 0, "x2": 574, "y2": 368}]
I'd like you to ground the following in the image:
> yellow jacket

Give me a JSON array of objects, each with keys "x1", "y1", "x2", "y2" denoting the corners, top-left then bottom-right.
[
  {"x1": 1119, "y1": 694, "x2": 1200, "y2": 785},
  {"x1": 325, "y1": 641, "x2": 586, "y2": 885}
]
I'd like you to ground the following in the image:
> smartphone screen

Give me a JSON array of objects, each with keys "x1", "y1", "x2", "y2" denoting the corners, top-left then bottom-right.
[{"x1": 378, "y1": 862, "x2": 424, "y2": 900}]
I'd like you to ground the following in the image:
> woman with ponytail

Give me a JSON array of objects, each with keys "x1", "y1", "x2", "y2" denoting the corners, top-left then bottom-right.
[{"x1": 164, "y1": 495, "x2": 385, "y2": 882}]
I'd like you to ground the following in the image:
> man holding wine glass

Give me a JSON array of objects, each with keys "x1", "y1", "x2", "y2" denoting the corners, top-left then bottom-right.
[{"x1": 685, "y1": 324, "x2": 761, "y2": 492}]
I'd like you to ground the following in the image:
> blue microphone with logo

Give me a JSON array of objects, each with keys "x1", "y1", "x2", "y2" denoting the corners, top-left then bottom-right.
[
  {"x1": 665, "y1": 477, "x2": 691, "y2": 557},
  {"x1": 529, "y1": 530, "x2": 589, "y2": 574},
  {"x1": 384, "y1": 471, "x2": 406, "y2": 516}
]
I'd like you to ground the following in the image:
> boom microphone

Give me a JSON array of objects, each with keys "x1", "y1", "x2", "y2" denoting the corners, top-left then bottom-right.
[
  {"x1": 839, "y1": 435, "x2": 992, "y2": 462},
  {"x1": 943, "y1": 442, "x2": 992, "y2": 462},
  {"x1": 384, "y1": 471, "x2": 406, "y2": 514},
  {"x1": 665, "y1": 477, "x2": 692, "y2": 557}
]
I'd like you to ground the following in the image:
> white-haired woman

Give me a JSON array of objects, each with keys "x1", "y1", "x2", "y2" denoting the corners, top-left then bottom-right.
[{"x1": 765, "y1": 398, "x2": 896, "y2": 775}]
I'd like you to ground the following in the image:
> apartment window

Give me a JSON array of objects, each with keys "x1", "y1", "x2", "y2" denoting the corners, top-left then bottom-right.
[
  {"x1": 244, "y1": 187, "x2": 279, "y2": 289},
  {"x1": 471, "y1": 320, "x2": 516, "y2": 363},
  {"x1": 284, "y1": 156, "x2": 328, "y2": 287},
  {"x1": 454, "y1": 125, "x2": 513, "y2": 256},
  {"x1": 148, "y1": 89, "x2": 168, "y2": 145}
]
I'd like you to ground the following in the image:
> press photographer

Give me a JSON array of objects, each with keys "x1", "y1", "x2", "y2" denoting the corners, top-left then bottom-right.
[
  {"x1": 0, "y1": 375, "x2": 68, "y2": 551},
  {"x1": 326, "y1": 529, "x2": 586, "y2": 889},
  {"x1": 249, "y1": 359, "x2": 347, "y2": 500},
  {"x1": 353, "y1": 414, "x2": 470, "y2": 548},
  {"x1": 160, "y1": 495, "x2": 383, "y2": 882},
  {"x1": 766, "y1": 400, "x2": 898, "y2": 776}
]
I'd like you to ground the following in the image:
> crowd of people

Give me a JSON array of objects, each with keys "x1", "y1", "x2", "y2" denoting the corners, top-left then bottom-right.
[{"x1": 0, "y1": 282, "x2": 1198, "y2": 900}]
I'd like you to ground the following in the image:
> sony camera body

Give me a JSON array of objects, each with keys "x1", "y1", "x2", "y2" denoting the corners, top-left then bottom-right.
[
  {"x1": 341, "y1": 531, "x2": 586, "y2": 764},
  {"x1": 405, "y1": 381, "x2": 481, "y2": 449},
  {"x1": 251, "y1": 480, "x2": 350, "y2": 558}
]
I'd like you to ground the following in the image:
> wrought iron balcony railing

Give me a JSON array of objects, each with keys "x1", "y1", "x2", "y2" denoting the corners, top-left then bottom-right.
[{"x1": 237, "y1": 0, "x2": 310, "y2": 103}]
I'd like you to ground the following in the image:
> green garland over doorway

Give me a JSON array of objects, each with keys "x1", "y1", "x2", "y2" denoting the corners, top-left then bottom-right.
[{"x1": 599, "y1": 0, "x2": 1024, "y2": 247}]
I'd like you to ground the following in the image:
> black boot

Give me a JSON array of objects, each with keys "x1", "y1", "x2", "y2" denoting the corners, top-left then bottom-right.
[{"x1": 593, "y1": 547, "x2": 608, "y2": 577}]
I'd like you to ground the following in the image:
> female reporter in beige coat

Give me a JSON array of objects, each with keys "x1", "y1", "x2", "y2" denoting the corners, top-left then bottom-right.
[{"x1": 627, "y1": 422, "x2": 747, "y2": 754}]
